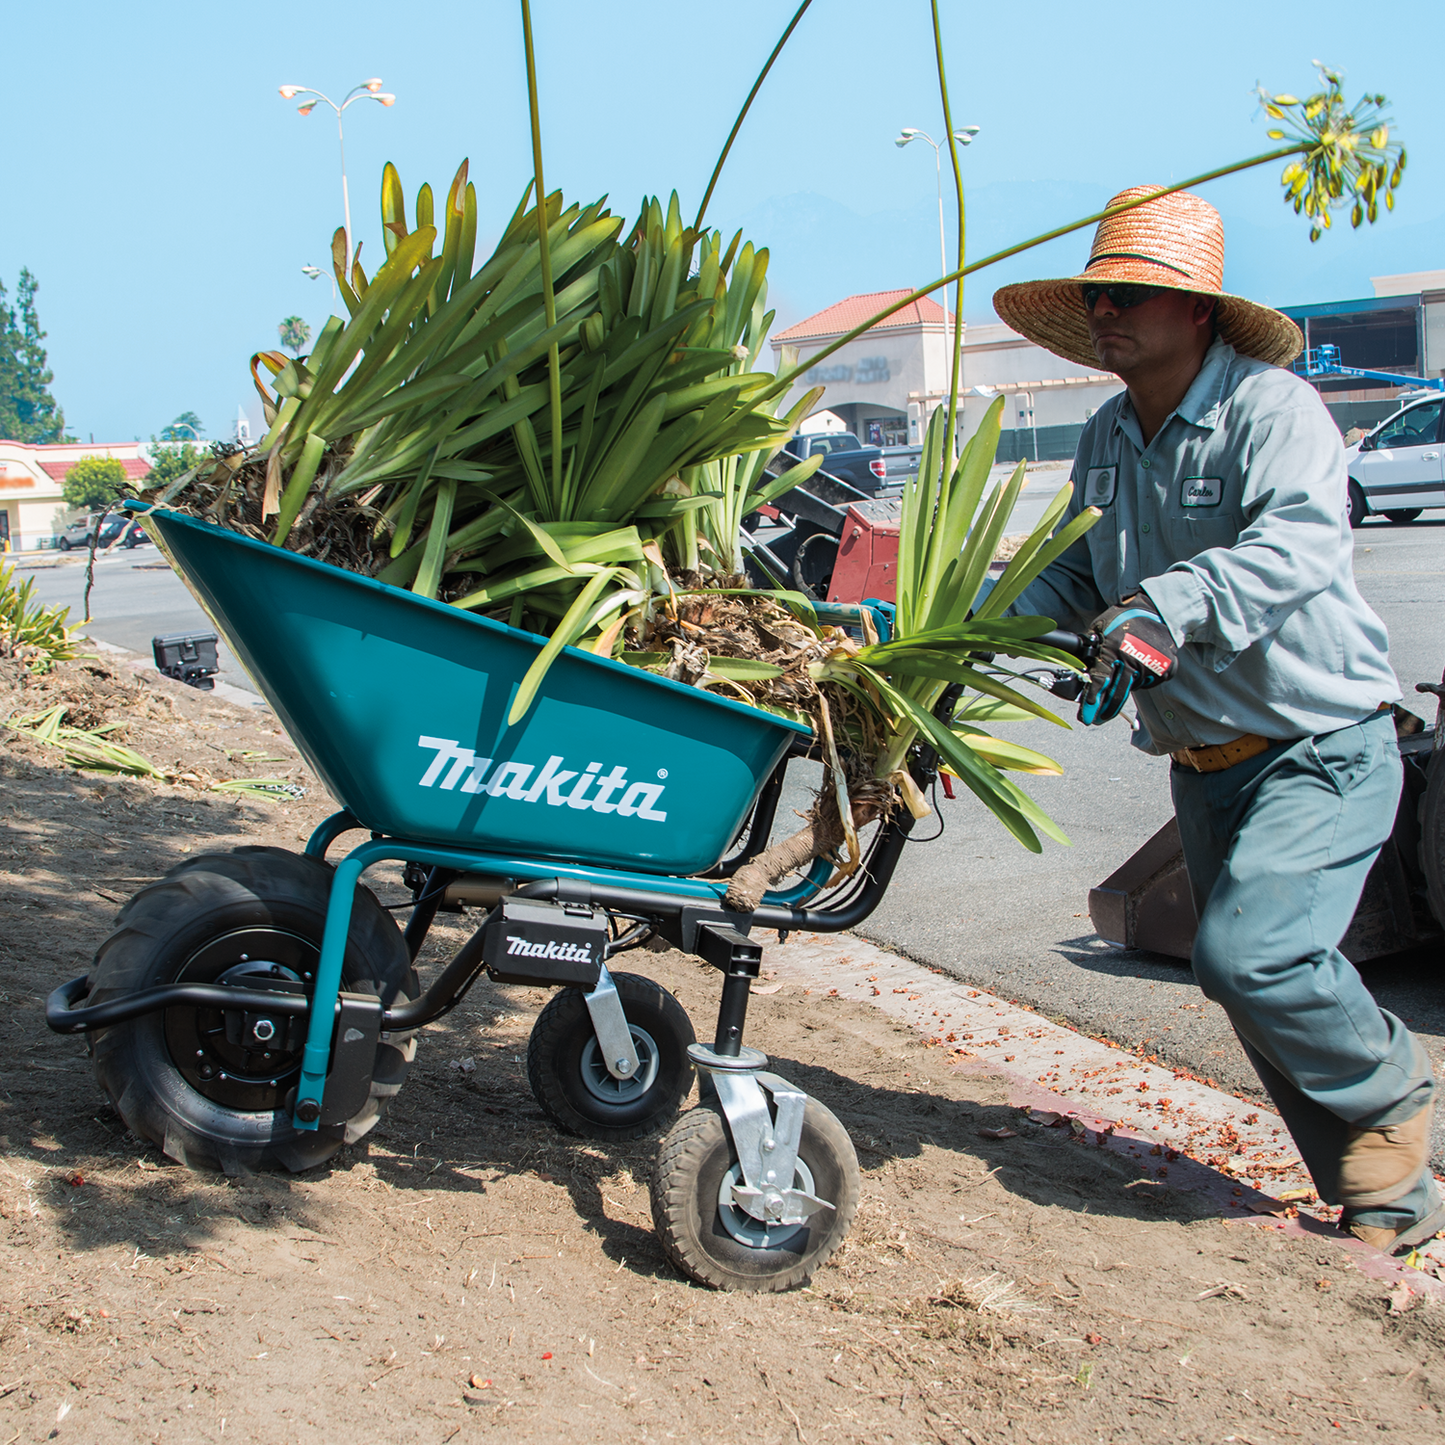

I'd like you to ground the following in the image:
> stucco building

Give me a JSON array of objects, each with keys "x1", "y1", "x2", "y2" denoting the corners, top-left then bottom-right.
[{"x1": 0, "y1": 441, "x2": 151, "y2": 551}]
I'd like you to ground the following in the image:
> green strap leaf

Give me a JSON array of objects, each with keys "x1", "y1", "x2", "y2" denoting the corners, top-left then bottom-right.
[
  {"x1": 508, "y1": 566, "x2": 620, "y2": 725},
  {"x1": 412, "y1": 478, "x2": 458, "y2": 600}
]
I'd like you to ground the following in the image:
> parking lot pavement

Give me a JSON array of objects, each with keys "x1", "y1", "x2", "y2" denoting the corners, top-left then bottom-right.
[{"x1": 17, "y1": 546, "x2": 258, "y2": 694}]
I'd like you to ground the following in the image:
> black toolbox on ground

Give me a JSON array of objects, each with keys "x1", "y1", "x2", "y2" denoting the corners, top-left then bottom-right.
[{"x1": 152, "y1": 631, "x2": 219, "y2": 690}]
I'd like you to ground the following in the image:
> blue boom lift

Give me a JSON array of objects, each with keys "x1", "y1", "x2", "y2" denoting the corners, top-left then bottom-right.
[{"x1": 1292, "y1": 342, "x2": 1444, "y2": 393}]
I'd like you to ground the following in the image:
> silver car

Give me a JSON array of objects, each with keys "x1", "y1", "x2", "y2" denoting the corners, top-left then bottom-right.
[
  {"x1": 55, "y1": 514, "x2": 102, "y2": 550},
  {"x1": 1346, "y1": 393, "x2": 1444, "y2": 528}
]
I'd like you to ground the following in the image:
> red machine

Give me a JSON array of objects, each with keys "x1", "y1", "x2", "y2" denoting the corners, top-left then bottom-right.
[{"x1": 827, "y1": 503, "x2": 901, "y2": 605}]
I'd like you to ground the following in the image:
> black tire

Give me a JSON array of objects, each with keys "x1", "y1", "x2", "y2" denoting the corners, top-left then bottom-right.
[
  {"x1": 1385, "y1": 508, "x2": 1423, "y2": 524},
  {"x1": 650, "y1": 1098, "x2": 860, "y2": 1292},
  {"x1": 58, "y1": 536, "x2": 71, "y2": 551},
  {"x1": 87, "y1": 847, "x2": 418, "y2": 1175},
  {"x1": 1347, "y1": 481, "x2": 1370, "y2": 530},
  {"x1": 526, "y1": 973, "x2": 694, "y2": 1141},
  {"x1": 1419, "y1": 754, "x2": 1445, "y2": 929}
]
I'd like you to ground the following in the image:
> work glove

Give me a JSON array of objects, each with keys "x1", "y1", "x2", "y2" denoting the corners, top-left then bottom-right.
[{"x1": 1078, "y1": 596, "x2": 1178, "y2": 726}]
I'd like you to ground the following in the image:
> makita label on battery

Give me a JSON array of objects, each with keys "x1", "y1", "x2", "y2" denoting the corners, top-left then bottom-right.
[
  {"x1": 482, "y1": 899, "x2": 608, "y2": 987},
  {"x1": 505, "y1": 935, "x2": 594, "y2": 963},
  {"x1": 415, "y1": 736, "x2": 668, "y2": 822}
]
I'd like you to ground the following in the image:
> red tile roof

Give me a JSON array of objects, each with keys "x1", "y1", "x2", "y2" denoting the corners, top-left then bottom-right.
[
  {"x1": 37, "y1": 458, "x2": 151, "y2": 482},
  {"x1": 773, "y1": 289, "x2": 954, "y2": 342}
]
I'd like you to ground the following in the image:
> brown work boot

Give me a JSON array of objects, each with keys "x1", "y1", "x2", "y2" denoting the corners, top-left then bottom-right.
[
  {"x1": 1337, "y1": 1101, "x2": 1434, "y2": 1211},
  {"x1": 1346, "y1": 1202, "x2": 1445, "y2": 1257}
]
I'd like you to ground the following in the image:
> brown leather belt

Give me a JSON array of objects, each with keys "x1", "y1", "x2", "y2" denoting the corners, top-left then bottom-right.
[{"x1": 1170, "y1": 733, "x2": 1274, "y2": 773}]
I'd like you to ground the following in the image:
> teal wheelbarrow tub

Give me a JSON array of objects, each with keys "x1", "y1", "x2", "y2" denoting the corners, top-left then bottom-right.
[{"x1": 140, "y1": 506, "x2": 808, "y2": 878}]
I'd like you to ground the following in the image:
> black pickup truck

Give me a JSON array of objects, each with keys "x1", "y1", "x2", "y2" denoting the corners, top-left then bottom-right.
[{"x1": 778, "y1": 431, "x2": 888, "y2": 494}]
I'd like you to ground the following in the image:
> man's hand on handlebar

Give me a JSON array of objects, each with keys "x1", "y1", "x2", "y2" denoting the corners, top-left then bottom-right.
[{"x1": 1078, "y1": 596, "x2": 1178, "y2": 725}]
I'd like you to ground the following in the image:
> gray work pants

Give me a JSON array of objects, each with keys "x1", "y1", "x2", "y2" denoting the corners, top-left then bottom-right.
[{"x1": 1171, "y1": 711, "x2": 1437, "y2": 1228}]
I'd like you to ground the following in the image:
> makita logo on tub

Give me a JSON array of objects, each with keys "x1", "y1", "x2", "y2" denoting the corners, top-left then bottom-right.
[
  {"x1": 506, "y1": 935, "x2": 594, "y2": 963},
  {"x1": 415, "y1": 736, "x2": 668, "y2": 822}
]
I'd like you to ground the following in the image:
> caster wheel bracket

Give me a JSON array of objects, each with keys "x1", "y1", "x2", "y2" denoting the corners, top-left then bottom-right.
[
  {"x1": 687, "y1": 1043, "x2": 835, "y2": 1226},
  {"x1": 584, "y1": 962, "x2": 642, "y2": 1082}
]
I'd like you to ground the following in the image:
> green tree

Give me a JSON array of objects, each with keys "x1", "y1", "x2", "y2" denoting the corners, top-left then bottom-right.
[
  {"x1": 278, "y1": 316, "x2": 312, "y2": 356},
  {"x1": 143, "y1": 440, "x2": 205, "y2": 491},
  {"x1": 63, "y1": 456, "x2": 127, "y2": 511},
  {"x1": 0, "y1": 270, "x2": 68, "y2": 443},
  {"x1": 160, "y1": 411, "x2": 204, "y2": 442}
]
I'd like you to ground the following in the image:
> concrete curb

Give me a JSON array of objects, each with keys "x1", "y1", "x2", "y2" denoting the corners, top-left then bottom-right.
[
  {"x1": 764, "y1": 929, "x2": 1445, "y2": 1303},
  {"x1": 84, "y1": 636, "x2": 267, "y2": 711}
]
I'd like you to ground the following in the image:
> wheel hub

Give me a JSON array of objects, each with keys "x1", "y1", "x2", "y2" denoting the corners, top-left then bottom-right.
[
  {"x1": 579, "y1": 1024, "x2": 660, "y2": 1105},
  {"x1": 717, "y1": 1157, "x2": 818, "y2": 1251},
  {"x1": 164, "y1": 928, "x2": 318, "y2": 1113}
]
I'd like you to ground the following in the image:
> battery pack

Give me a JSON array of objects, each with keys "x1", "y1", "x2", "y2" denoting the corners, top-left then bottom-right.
[
  {"x1": 153, "y1": 630, "x2": 220, "y2": 690},
  {"x1": 482, "y1": 899, "x2": 609, "y2": 987}
]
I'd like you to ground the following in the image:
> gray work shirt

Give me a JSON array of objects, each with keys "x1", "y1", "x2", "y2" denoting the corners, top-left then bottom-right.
[{"x1": 1012, "y1": 338, "x2": 1399, "y2": 755}]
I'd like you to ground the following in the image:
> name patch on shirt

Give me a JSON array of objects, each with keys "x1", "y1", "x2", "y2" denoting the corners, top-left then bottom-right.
[
  {"x1": 1083, "y1": 466, "x2": 1117, "y2": 508},
  {"x1": 1180, "y1": 476, "x2": 1223, "y2": 508}
]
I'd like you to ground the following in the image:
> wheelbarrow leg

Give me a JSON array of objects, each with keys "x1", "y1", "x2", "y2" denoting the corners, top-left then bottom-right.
[{"x1": 292, "y1": 856, "x2": 364, "y2": 1129}]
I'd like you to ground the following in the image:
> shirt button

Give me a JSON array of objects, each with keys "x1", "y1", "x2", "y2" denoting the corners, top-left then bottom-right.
[
  {"x1": 1141, "y1": 458, "x2": 1153, "y2": 470},
  {"x1": 1165, "y1": 710, "x2": 1176, "y2": 721},
  {"x1": 1141, "y1": 522, "x2": 1152, "y2": 533}
]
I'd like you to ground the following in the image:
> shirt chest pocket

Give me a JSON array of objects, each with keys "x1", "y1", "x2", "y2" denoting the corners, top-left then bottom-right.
[{"x1": 1161, "y1": 473, "x2": 1244, "y2": 556}]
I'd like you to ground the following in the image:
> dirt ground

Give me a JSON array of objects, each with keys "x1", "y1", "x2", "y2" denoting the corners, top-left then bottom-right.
[{"x1": 2, "y1": 656, "x2": 1444, "y2": 1444}]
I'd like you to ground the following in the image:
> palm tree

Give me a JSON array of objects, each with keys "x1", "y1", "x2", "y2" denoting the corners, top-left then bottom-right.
[{"x1": 278, "y1": 316, "x2": 312, "y2": 357}]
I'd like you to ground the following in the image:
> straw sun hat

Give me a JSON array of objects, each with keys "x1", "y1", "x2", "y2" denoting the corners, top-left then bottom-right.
[{"x1": 992, "y1": 186, "x2": 1303, "y2": 370}]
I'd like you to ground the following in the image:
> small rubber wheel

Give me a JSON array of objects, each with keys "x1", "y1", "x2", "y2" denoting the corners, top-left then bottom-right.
[
  {"x1": 1419, "y1": 753, "x2": 1445, "y2": 929},
  {"x1": 650, "y1": 1097, "x2": 860, "y2": 1292},
  {"x1": 86, "y1": 847, "x2": 418, "y2": 1175},
  {"x1": 1347, "y1": 481, "x2": 1370, "y2": 529},
  {"x1": 1385, "y1": 508, "x2": 1423, "y2": 524},
  {"x1": 526, "y1": 972, "x2": 694, "y2": 1141}
]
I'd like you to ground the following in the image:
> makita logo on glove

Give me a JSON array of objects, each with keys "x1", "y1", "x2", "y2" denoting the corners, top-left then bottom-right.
[
  {"x1": 415, "y1": 736, "x2": 668, "y2": 822},
  {"x1": 1119, "y1": 636, "x2": 1171, "y2": 677},
  {"x1": 505, "y1": 935, "x2": 594, "y2": 962}
]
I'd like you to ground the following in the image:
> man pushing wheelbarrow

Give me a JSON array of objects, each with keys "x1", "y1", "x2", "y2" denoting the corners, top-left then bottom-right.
[{"x1": 990, "y1": 185, "x2": 1442, "y2": 1256}]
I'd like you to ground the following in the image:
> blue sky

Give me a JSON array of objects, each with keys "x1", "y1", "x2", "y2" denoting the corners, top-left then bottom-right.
[{"x1": 6, "y1": 0, "x2": 1441, "y2": 443}]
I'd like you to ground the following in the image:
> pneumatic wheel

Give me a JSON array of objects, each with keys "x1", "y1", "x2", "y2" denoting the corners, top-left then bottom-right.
[
  {"x1": 650, "y1": 1097, "x2": 860, "y2": 1292},
  {"x1": 1386, "y1": 508, "x2": 1423, "y2": 524},
  {"x1": 86, "y1": 847, "x2": 418, "y2": 1175},
  {"x1": 526, "y1": 973, "x2": 694, "y2": 1141}
]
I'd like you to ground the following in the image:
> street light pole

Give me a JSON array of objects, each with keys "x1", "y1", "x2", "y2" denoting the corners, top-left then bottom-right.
[
  {"x1": 279, "y1": 79, "x2": 396, "y2": 279},
  {"x1": 895, "y1": 125, "x2": 980, "y2": 445}
]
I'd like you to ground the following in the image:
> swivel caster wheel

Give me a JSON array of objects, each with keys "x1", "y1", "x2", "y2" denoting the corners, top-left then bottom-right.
[{"x1": 650, "y1": 1094, "x2": 859, "y2": 1292}]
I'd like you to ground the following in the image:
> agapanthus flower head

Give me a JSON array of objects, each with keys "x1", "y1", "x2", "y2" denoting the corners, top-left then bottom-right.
[{"x1": 1258, "y1": 62, "x2": 1405, "y2": 243}]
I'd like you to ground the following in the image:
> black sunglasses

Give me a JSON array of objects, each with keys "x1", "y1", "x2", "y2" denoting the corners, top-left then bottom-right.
[{"x1": 1081, "y1": 283, "x2": 1162, "y2": 313}]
